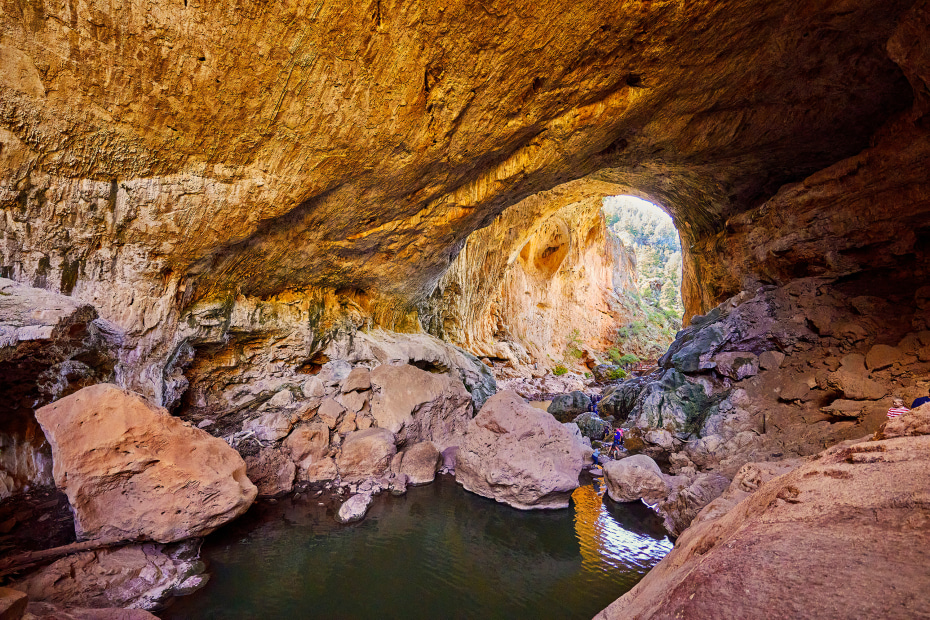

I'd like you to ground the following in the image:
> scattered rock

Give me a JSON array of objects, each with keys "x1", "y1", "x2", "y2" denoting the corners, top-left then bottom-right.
[
  {"x1": 297, "y1": 456, "x2": 338, "y2": 483},
  {"x1": 283, "y1": 422, "x2": 329, "y2": 462},
  {"x1": 34, "y1": 384, "x2": 256, "y2": 543},
  {"x1": 336, "y1": 427, "x2": 397, "y2": 479},
  {"x1": 546, "y1": 391, "x2": 591, "y2": 422},
  {"x1": 341, "y1": 367, "x2": 371, "y2": 393},
  {"x1": 339, "y1": 390, "x2": 369, "y2": 413},
  {"x1": 456, "y1": 391, "x2": 583, "y2": 509},
  {"x1": 244, "y1": 412, "x2": 293, "y2": 442},
  {"x1": 265, "y1": 389, "x2": 295, "y2": 409},
  {"x1": 391, "y1": 441, "x2": 441, "y2": 485},
  {"x1": 865, "y1": 344, "x2": 903, "y2": 371},
  {"x1": 603, "y1": 455, "x2": 668, "y2": 504},
  {"x1": 713, "y1": 351, "x2": 759, "y2": 380},
  {"x1": 245, "y1": 448, "x2": 296, "y2": 497},
  {"x1": 643, "y1": 429, "x2": 675, "y2": 451},
  {"x1": 388, "y1": 474, "x2": 409, "y2": 496},
  {"x1": 302, "y1": 376, "x2": 325, "y2": 398},
  {"x1": 318, "y1": 360, "x2": 352, "y2": 386},
  {"x1": 758, "y1": 350, "x2": 785, "y2": 370},
  {"x1": 317, "y1": 398, "x2": 345, "y2": 429},
  {"x1": 337, "y1": 493, "x2": 373, "y2": 523}
]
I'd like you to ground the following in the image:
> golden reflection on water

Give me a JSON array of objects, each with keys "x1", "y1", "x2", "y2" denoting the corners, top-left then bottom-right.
[{"x1": 572, "y1": 481, "x2": 672, "y2": 574}]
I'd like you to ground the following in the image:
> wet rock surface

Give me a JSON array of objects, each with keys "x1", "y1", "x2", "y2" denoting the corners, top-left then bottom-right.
[
  {"x1": 456, "y1": 391, "x2": 583, "y2": 510},
  {"x1": 35, "y1": 384, "x2": 257, "y2": 543}
]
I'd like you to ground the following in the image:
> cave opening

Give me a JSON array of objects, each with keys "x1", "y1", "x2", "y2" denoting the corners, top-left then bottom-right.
[{"x1": 601, "y1": 194, "x2": 684, "y2": 363}]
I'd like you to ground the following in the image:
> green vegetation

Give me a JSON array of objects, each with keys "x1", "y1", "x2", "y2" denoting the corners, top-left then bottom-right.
[
  {"x1": 608, "y1": 367, "x2": 627, "y2": 380},
  {"x1": 553, "y1": 364, "x2": 569, "y2": 376},
  {"x1": 564, "y1": 329, "x2": 584, "y2": 360}
]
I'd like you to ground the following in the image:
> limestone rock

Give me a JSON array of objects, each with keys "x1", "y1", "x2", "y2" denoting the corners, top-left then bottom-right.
[
  {"x1": 302, "y1": 376, "x2": 325, "y2": 399},
  {"x1": 283, "y1": 422, "x2": 329, "y2": 463},
  {"x1": 337, "y1": 493, "x2": 373, "y2": 524},
  {"x1": 757, "y1": 350, "x2": 785, "y2": 370},
  {"x1": 0, "y1": 587, "x2": 27, "y2": 620},
  {"x1": 603, "y1": 455, "x2": 669, "y2": 504},
  {"x1": 369, "y1": 364, "x2": 473, "y2": 450},
  {"x1": 245, "y1": 448, "x2": 296, "y2": 498},
  {"x1": 546, "y1": 391, "x2": 591, "y2": 423},
  {"x1": 391, "y1": 441, "x2": 441, "y2": 486},
  {"x1": 13, "y1": 541, "x2": 206, "y2": 611},
  {"x1": 341, "y1": 368, "x2": 371, "y2": 393},
  {"x1": 596, "y1": 434, "x2": 930, "y2": 619},
  {"x1": 455, "y1": 391, "x2": 582, "y2": 510},
  {"x1": 244, "y1": 412, "x2": 293, "y2": 442},
  {"x1": 34, "y1": 384, "x2": 256, "y2": 543},
  {"x1": 336, "y1": 427, "x2": 397, "y2": 480},
  {"x1": 713, "y1": 351, "x2": 759, "y2": 380}
]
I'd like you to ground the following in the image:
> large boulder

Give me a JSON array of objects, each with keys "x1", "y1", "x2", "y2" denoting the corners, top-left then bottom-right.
[
  {"x1": 245, "y1": 448, "x2": 296, "y2": 497},
  {"x1": 546, "y1": 391, "x2": 591, "y2": 422},
  {"x1": 656, "y1": 472, "x2": 730, "y2": 536},
  {"x1": 283, "y1": 422, "x2": 330, "y2": 462},
  {"x1": 603, "y1": 455, "x2": 669, "y2": 504},
  {"x1": 369, "y1": 363, "x2": 474, "y2": 450},
  {"x1": 597, "y1": 378, "x2": 648, "y2": 421},
  {"x1": 336, "y1": 427, "x2": 397, "y2": 479},
  {"x1": 596, "y1": 433, "x2": 930, "y2": 619},
  {"x1": 455, "y1": 391, "x2": 583, "y2": 510},
  {"x1": 34, "y1": 384, "x2": 256, "y2": 543},
  {"x1": 391, "y1": 441, "x2": 441, "y2": 485}
]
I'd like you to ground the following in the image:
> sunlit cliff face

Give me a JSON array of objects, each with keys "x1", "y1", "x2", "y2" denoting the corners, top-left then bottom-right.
[{"x1": 0, "y1": 0, "x2": 927, "y2": 397}]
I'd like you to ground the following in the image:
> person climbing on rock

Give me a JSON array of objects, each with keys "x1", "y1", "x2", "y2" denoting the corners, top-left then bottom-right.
[
  {"x1": 609, "y1": 427, "x2": 624, "y2": 458},
  {"x1": 910, "y1": 388, "x2": 930, "y2": 409},
  {"x1": 887, "y1": 398, "x2": 910, "y2": 419}
]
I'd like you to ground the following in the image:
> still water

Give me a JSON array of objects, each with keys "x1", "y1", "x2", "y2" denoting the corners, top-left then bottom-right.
[{"x1": 164, "y1": 476, "x2": 672, "y2": 620}]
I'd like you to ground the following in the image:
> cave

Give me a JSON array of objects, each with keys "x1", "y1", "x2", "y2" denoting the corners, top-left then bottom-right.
[{"x1": 0, "y1": 0, "x2": 929, "y2": 617}]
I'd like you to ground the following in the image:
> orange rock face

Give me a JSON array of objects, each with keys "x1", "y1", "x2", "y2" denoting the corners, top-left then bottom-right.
[{"x1": 34, "y1": 384, "x2": 257, "y2": 543}]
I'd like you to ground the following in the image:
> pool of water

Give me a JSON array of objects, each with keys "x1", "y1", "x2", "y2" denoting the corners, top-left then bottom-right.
[{"x1": 163, "y1": 476, "x2": 672, "y2": 620}]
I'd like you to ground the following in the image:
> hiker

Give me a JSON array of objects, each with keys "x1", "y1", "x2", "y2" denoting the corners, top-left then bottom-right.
[
  {"x1": 591, "y1": 448, "x2": 601, "y2": 467},
  {"x1": 910, "y1": 388, "x2": 930, "y2": 409},
  {"x1": 887, "y1": 398, "x2": 910, "y2": 420},
  {"x1": 609, "y1": 427, "x2": 624, "y2": 458}
]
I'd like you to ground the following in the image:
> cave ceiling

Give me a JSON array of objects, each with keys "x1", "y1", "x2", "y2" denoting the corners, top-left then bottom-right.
[{"x1": 0, "y1": 0, "x2": 916, "y2": 308}]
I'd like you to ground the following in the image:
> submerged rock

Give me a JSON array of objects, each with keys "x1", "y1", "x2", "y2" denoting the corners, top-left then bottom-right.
[
  {"x1": 455, "y1": 391, "x2": 583, "y2": 510},
  {"x1": 34, "y1": 384, "x2": 256, "y2": 543},
  {"x1": 337, "y1": 493, "x2": 373, "y2": 524}
]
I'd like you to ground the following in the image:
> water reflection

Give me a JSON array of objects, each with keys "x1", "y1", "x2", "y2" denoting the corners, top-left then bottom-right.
[{"x1": 165, "y1": 477, "x2": 672, "y2": 620}]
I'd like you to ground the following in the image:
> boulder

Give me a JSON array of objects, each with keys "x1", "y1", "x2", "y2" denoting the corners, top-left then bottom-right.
[
  {"x1": 369, "y1": 363, "x2": 474, "y2": 450},
  {"x1": 339, "y1": 390, "x2": 369, "y2": 413},
  {"x1": 245, "y1": 448, "x2": 296, "y2": 497},
  {"x1": 317, "y1": 398, "x2": 345, "y2": 429},
  {"x1": 244, "y1": 412, "x2": 293, "y2": 442},
  {"x1": 337, "y1": 493, "x2": 373, "y2": 523},
  {"x1": 455, "y1": 391, "x2": 583, "y2": 510},
  {"x1": 388, "y1": 474, "x2": 409, "y2": 495},
  {"x1": 820, "y1": 399, "x2": 869, "y2": 419},
  {"x1": 441, "y1": 446, "x2": 458, "y2": 470},
  {"x1": 283, "y1": 422, "x2": 330, "y2": 462},
  {"x1": 318, "y1": 360, "x2": 352, "y2": 386},
  {"x1": 572, "y1": 412, "x2": 611, "y2": 441},
  {"x1": 656, "y1": 472, "x2": 730, "y2": 536},
  {"x1": 546, "y1": 391, "x2": 591, "y2": 422},
  {"x1": 391, "y1": 441, "x2": 441, "y2": 485},
  {"x1": 865, "y1": 344, "x2": 904, "y2": 370},
  {"x1": 297, "y1": 456, "x2": 338, "y2": 483},
  {"x1": 336, "y1": 427, "x2": 397, "y2": 479},
  {"x1": 757, "y1": 350, "x2": 785, "y2": 370},
  {"x1": 302, "y1": 376, "x2": 325, "y2": 398},
  {"x1": 34, "y1": 384, "x2": 256, "y2": 543},
  {"x1": 603, "y1": 455, "x2": 669, "y2": 504},
  {"x1": 0, "y1": 587, "x2": 27, "y2": 620},
  {"x1": 634, "y1": 369, "x2": 714, "y2": 434},
  {"x1": 13, "y1": 541, "x2": 206, "y2": 611},
  {"x1": 643, "y1": 429, "x2": 675, "y2": 451},
  {"x1": 827, "y1": 353, "x2": 887, "y2": 400},
  {"x1": 596, "y1": 434, "x2": 930, "y2": 620},
  {"x1": 341, "y1": 367, "x2": 371, "y2": 392},
  {"x1": 713, "y1": 351, "x2": 759, "y2": 380}
]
